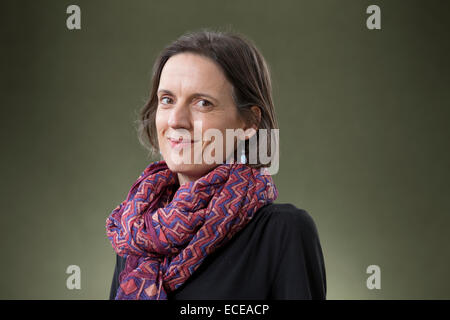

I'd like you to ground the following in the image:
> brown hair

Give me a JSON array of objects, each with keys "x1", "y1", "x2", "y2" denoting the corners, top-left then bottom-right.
[{"x1": 137, "y1": 28, "x2": 278, "y2": 168}]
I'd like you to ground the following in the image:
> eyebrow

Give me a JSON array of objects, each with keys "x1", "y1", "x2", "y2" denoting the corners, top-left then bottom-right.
[{"x1": 157, "y1": 89, "x2": 219, "y2": 103}]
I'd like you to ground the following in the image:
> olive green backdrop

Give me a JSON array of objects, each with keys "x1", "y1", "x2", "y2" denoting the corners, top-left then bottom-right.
[{"x1": 1, "y1": 0, "x2": 449, "y2": 299}]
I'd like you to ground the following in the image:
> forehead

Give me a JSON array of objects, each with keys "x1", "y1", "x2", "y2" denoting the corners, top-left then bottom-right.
[{"x1": 158, "y1": 53, "x2": 232, "y2": 96}]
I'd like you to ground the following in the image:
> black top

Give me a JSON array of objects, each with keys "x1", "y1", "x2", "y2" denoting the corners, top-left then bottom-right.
[{"x1": 109, "y1": 203, "x2": 327, "y2": 300}]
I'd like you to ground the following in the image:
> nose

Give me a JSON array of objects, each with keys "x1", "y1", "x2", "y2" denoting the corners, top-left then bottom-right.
[{"x1": 167, "y1": 102, "x2": 191, "y2": 130}]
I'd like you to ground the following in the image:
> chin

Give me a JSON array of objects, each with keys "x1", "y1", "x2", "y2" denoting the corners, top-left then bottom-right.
[{"x1": 164, "y1": 158, "x2": 218, "y2": 182}]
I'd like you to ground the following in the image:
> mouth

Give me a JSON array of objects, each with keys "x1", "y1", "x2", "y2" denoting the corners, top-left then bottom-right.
[{"x1": 167, "y1": 137, "x2": 198, "y2": 149}]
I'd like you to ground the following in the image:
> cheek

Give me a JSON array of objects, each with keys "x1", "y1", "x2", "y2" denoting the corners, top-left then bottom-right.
[
  {"x1": 203, "y1": 110, "x2": 241, "y2": 132},
  {"x1": 221, "y1": 107, "x2": 243, "y2": 130},
  {"x1": 155, "y1": 111, "x2": 168, "y2": 150},
  {"x1": 155, "y1": 110, "x2": 166, "y2": 133},
  {"x1": 201, "y1": 117, "x2": 241, "y2": 152}
]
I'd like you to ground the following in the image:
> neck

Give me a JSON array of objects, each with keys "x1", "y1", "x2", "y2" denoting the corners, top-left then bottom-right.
[{"x1": 177, "y1": 172, "x2": 201, "y2": 187}]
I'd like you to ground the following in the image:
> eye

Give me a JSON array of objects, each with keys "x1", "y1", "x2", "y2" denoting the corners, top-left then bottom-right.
[
  {"x1": 196, "y1": 99, "x2": 212, "y2": 108},
  {"x1": 160, "y1": 96, "x2": 173, "y2": 105}
]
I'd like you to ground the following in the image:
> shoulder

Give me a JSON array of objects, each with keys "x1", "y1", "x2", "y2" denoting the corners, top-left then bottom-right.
[
  {"x1": 256, "y1": 204, "x2": 327, "y2": 300},
  {"x1": 256, "y1": 203, "x2": 321, "y2": 240}
]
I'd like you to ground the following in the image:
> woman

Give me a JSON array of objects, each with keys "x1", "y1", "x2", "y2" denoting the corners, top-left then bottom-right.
[{"x1": 106, "y1": 29, "x2": 326, "y2": 300}]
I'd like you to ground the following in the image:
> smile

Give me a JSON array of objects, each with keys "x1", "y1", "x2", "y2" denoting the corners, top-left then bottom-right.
[{"x1": 168, "y1": 137, "x2": 197, "y2": 149}]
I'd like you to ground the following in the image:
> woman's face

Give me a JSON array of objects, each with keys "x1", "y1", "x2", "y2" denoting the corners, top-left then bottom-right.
[{"x1": 155, "y1": 52, "x2": 247, "y2": 185}]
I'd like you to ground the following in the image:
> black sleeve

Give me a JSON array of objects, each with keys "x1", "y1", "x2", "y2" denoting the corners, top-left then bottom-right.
[
  {"x1": 269, "y1": 206, "x2": 327, "y2": 299},
  {"x1": 109, "y1": 254, "x2": 126, "y2": 300}
]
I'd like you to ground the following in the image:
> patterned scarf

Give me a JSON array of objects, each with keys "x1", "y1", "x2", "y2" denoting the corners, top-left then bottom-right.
[{"x1": 106, "y1": 160, "x2": 278, "y2": 300}]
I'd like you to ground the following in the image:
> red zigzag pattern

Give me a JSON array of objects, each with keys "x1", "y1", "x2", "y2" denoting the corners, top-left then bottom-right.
[{"x1": 106, "y1": 160, "x2": 277, "y2": 300}]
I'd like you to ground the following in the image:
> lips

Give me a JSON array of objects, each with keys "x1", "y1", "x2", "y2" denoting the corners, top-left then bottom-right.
[
  {"x1": 167, "y1": 137, "x2": 197, "y2": 149},
  {"x1": 168, "y1": 136, "x2": 193, "y2": 143}
]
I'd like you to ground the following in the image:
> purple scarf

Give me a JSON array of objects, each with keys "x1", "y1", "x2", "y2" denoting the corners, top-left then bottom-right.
[{"x1": 106, "y1": 160, "x2": 277, "y2": 299}]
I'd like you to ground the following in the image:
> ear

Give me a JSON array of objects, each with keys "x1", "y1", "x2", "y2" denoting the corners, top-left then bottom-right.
[{"x1": 242, "y1": 105, "x2": 261, "y2": 140}]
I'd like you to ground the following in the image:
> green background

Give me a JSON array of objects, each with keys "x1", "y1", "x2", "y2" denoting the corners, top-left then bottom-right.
[{"x1": 1, "y1": 0, "x2": 449, "y2": 299}]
